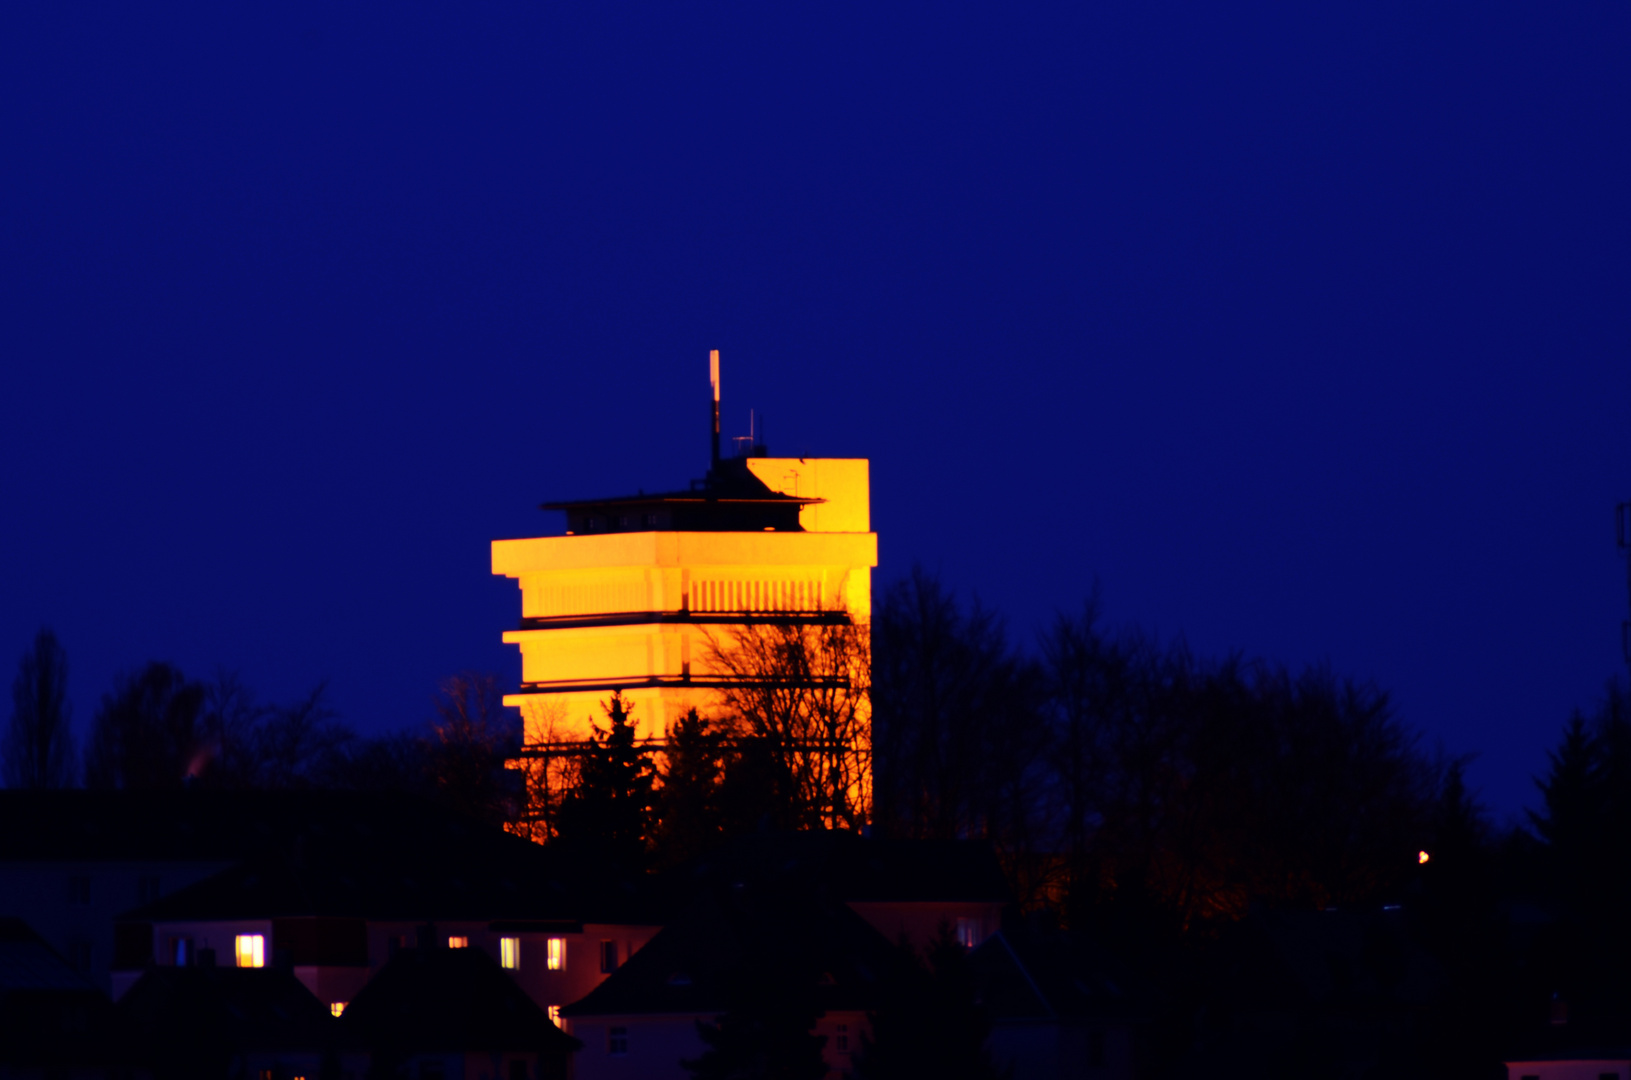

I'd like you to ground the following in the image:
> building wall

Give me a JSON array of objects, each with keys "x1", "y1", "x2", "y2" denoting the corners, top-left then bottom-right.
[
  {"x1": 986, "y1": 1020, "x2": 1137, "y2": 1080},
  {"x1": 130, "y1": 916, "x2": 660, "y2": 1018},
  {"x1": 567, "y1": 1009, "x2": 867, "y2": 1080},
  {"x1": 566, "y1": 1014, "x2": 709, "y2": 1080},
  {"x1": 493, "y1": 459, "x2": 876, "y2": 743},
  {"x1": 1507, "y1": 1061, "x2": 1630, "y2": 1080}
]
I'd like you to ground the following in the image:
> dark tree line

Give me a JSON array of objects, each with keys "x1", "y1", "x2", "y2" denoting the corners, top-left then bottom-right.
[
  {"x1": 1, "y1": 631, "x2": 523, "y2": 830},
  {"x1": 873, "y1": 568, "x2": 1444, "y2": 935}
]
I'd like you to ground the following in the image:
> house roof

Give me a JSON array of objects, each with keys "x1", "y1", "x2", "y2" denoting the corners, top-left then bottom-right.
[
  {"x1": 0, "y1": 918, "x2": 99, "y2": 993},
  {"x1": 116, "y1": 797, "x2": 657, "y2": 925},
  {"x1": 968, "y1": 929, "x2": 1146, "y2": 1023},
  {"x1": 560, "y1": 877, "x2": 905, "y2": 1019},
  {"x1": 0, "y1": 789, "x2": 491, "y2": 864},
  {"x1": 0, "y1": 921, "x2": 119, "y2": 1068},
  {"x1": 116, "y1": 962, "x2": 337, "y2": 1054},
  {"x1": 339, "y1": 942, "x2": 579, "y2": 1054}
]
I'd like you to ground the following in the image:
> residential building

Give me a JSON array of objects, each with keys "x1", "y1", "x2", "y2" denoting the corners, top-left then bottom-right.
[
  {"x1": 112, "y1": 793, "x2": 662, "y2": 1017},
  {"x1": 0, "y1": 917, "x2": 118, "y2": 1078},
  {"x1": 0, "y1": 790, "x2": 396, "y2": 995},
  {"x1": 115, "y1": 956, "x2": 347, "y2": 1080},
  {"x1": 969, "y1": 928, "x2": 1147, "y2": 1080},
  {"x1": 337, "y1": 940, "x2": 578, "y2": 1080}
]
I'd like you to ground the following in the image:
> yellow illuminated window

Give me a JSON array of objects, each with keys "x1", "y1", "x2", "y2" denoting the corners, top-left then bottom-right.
[
  {"x1": 546, "y1": 937, "x2": 565, "y2": 971},
  {"x1": 447, "y1": 936, "x2": 469, "y2": 949},
  {"x1": 501, "y1": 936, "x2": 520, "y2": 969},
  {"x1": 234, "y1": 934, "x2": 265, "y2": 968},
  {"x1": 330, "y1": 1002, "x2": 346, "y2": 1017},
  {"x1": 547, "y1": 1004, "x2": 561, "y2": 1023}
]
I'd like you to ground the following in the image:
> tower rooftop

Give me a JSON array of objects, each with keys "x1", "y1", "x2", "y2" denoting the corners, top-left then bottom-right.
[{"x1": 543, "y1": 457, "x2": 824, "y2": 534}]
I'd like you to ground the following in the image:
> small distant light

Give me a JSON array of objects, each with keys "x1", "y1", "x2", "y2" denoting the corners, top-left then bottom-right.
[
  {"x1": 1418, "y1": 850, "x2": 1430, "y2": 865},
  {"x1": 330, "y1": 1001, "x2": 346, "y2": 1017},
  {"x1": 1383, "y1": 904, "x2": 1402, "y2": 911}
]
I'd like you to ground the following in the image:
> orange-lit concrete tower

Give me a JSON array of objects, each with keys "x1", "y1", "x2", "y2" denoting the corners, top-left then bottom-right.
[{"x1": 492, "y1": 352, "x2": 877, "y2": 744}]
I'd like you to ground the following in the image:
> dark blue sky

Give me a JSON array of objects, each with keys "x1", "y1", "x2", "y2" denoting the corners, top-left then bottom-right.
[{"x1": 1, "y1": 1, "x2": 1626, "y2": 819}]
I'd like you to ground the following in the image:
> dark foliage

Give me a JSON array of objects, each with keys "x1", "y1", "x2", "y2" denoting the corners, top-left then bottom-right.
[
  {"x1": 1519, "y1": 678, "x2": 1631, "y2": 1025},
  {"x1": 854, "y1": 928, "x2": 1002, "y2": 1080},
  {"x1": 683, "y1": 951, "x2": 829, "y2": 1080},
  {"x1": 2, "y1": 627, "x2": 75, "y2": 788},
  {"x1": 655, "y1": 708, "x2": 727, "y2": 866},
  {"x1": 554, "y1": 692, "x2": 657, "y2": 870},
  {"x1": 872, "y1": 567, "x2": 1048, "y2": 849},
  {"x1": 423, "y1": 672, "x2": 523, "y2": 829},
  {"x1": 84, "y1": 662, "x2": 207, "y2": 790}
]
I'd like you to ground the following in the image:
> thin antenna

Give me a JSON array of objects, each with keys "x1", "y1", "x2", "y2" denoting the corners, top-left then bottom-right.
[{"x1": 709, "y1": 350, "x2": 721, "y2": 471}]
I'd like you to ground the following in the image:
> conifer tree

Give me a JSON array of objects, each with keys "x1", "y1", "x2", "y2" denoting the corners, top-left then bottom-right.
[
  {"x1": 554, "y1": 692, "x2": 656, "y2": 869},
  {"x1": 654, "y1": 708, "x2": 726, "y2": 866},
  {"x1": 2, "y1": 627, "x2": 75, "y2": 789},
  {"x1": 854, "y1": 928, "x2": 1001, "y2": 1080}
]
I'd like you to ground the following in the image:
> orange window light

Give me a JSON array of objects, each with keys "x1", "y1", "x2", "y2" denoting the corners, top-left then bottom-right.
[{"x1": 234, "y1": 934, "x2": 264, "y2": 968}]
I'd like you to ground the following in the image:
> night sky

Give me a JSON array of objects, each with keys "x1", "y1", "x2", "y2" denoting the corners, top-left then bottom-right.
[{"x1": 1, "y1": 2, "x2": 1626, "y2": 820}]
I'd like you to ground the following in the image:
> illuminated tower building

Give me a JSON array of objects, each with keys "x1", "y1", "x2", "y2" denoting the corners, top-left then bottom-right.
[{"x1": 491, "y1": 352, "x2": 877, "y2": 750}]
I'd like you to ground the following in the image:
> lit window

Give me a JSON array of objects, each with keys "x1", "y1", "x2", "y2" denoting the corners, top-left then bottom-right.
[
  {"x1": 547, "y1": 937, "x2": 565, "y2": 971},
  {"x1": 608, "y1": 1026, "x2": 628, "y2": 1056},
  {"x1": 330, "y1": 1001, "x2": 347, "y2": 1017},
  {"x1": 547, "y1": 1005, "x2": 561, "y2": 1024},
  {"x1": 501, "y1": 936, "x2": 520, "y2": 969},
  {"x1": 172, "y1": 937, "x2": 193, "y2": 966},
  {"x1": 600, "y1": 940, "x2": 618, "y2": 973},
  {"x1": 447, "y1": 936, "x2": 469, "y2": 949},
  {"x1": 234, "y1": 934, "x2": 265, "y2": 968},
  {"x1": 954, "y1": 917, "x2": 980, "y2": 950},
  {"x1": 835, "y1": 1023, "x2": 849, "y2": 1053}
]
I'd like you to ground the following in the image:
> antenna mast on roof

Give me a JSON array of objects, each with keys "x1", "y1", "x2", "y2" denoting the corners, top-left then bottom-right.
[{"x1": 709, "y1": 349, "x2": 721, "y2": 471}]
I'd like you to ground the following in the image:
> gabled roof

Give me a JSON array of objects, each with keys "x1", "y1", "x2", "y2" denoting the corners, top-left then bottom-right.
[
  {"x1": 339, "y1": 943, "x2": 579, "y2": 1054},
  {"x1": 116, "y1": 963, "x2": 336, "y2": 1053},
  {"x1": 561, "y1": 878, "x2": 904, "y2": 1019},
  {"x1": 116, "y1": 797, "x2": 658, "y2": 925},
  {"x1": 0, "y1": 789, "x2": 491, "y2": 864},
  {"x1": 0, "y1": 921, "x2": 118, "y2": 1069},
  {"x1": 0, "y1": 918, "x2": 99, "y2": 993},
  {"x1": 968, "y1": 929, "x2": 1146, "y2": 1023}
]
